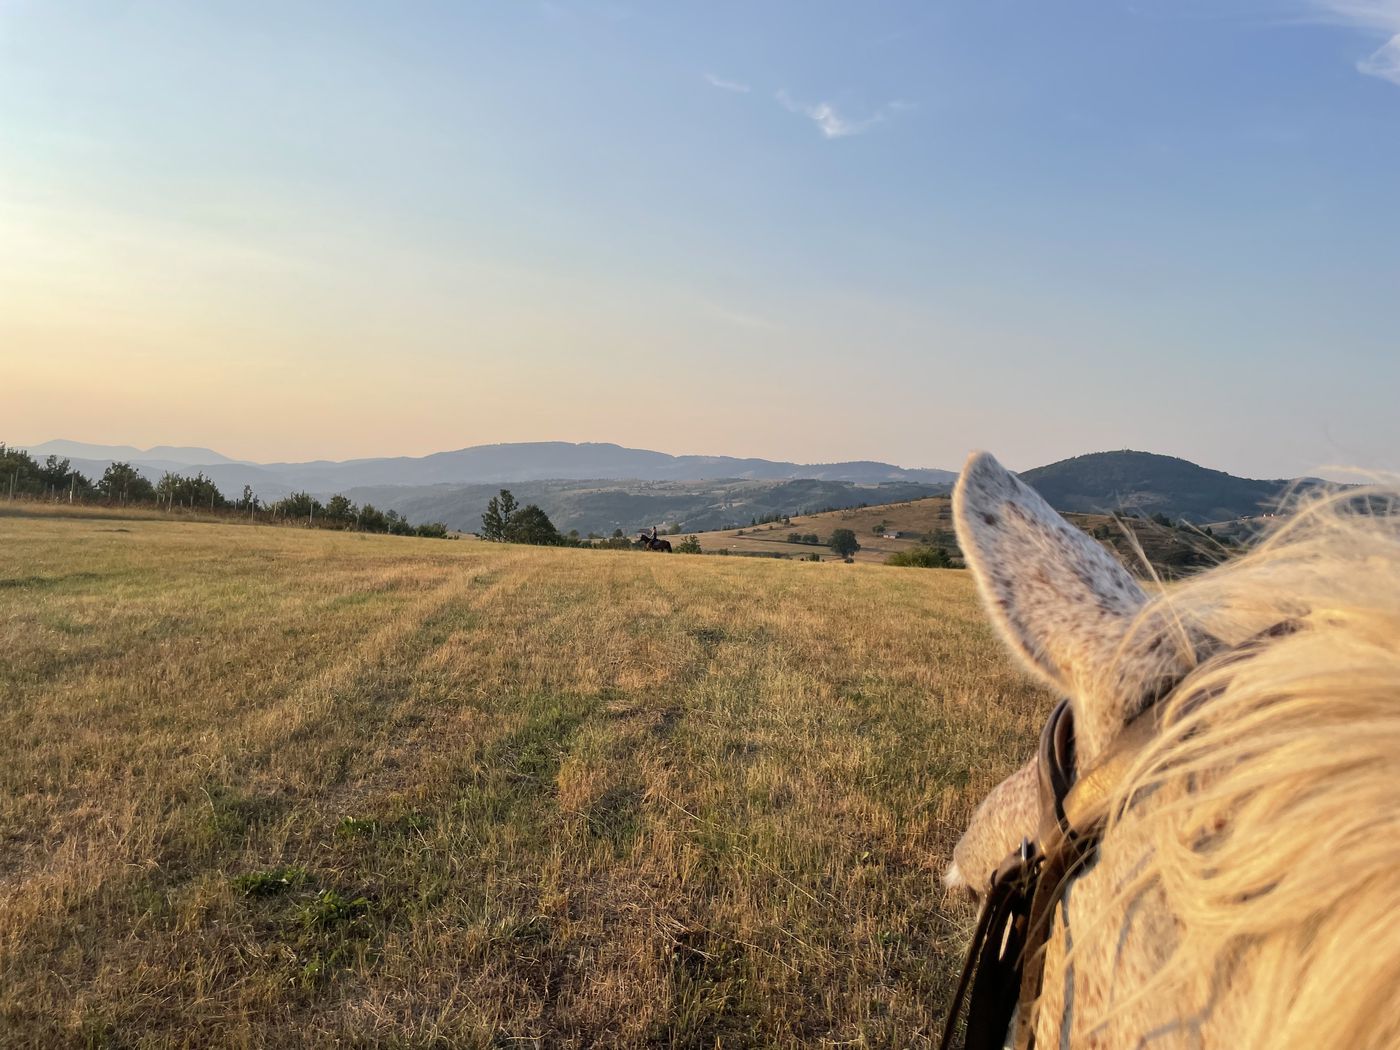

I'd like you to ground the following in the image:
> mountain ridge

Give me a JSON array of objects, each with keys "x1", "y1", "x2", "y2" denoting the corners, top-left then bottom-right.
[
  {"x1": 14, "y1": 440, "x2": 1328, "y2": 531},
  {"x1": 17, "y1": 439, "x2": 957, "y2": 493}
]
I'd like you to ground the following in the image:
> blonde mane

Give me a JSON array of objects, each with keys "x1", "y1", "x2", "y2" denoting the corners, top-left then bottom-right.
[{"x1": 1078, "y1": 484, "x2": 1400, "y2": 1047}]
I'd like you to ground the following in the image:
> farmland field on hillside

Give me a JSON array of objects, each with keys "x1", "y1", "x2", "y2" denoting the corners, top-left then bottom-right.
[
  {"x1": 682, "y1": 496, "x2": 1227, "y2": 576},
  {"x1": 683, "y1": 498, "x2": 958, "y2": 565},
  {"x1": 0, "y1": 510, "x2": 1051, "y2": 1048}
]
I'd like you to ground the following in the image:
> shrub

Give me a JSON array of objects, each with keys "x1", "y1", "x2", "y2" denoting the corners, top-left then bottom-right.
[
  {"x1": 885, "y1": 546, "x2": 953, "y2": 569},
  {"x1": 297, "y1": 889, "x2": 370, "y2": 930},
  {"x1": 233, "y1": 866, "x2": 309, "y2": 897}
]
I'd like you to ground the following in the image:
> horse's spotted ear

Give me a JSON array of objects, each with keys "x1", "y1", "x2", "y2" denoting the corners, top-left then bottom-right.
[{"x1": 954, "y1": 451, "x2": 1148, "y2": 698}]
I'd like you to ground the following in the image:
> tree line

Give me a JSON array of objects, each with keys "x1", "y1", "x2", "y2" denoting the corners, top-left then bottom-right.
[
  {"x1": 0, "y1": 444, "x2": 451, "y2": 538},
  {"x1": 781, "y1": 528, "x2": 862, "y2": 558}
]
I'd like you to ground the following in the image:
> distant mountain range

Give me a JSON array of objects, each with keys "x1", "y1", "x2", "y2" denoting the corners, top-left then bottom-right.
[
  {"x1": 16, "y1": 440, "x2": 1321, "y2": 533},
  {"x1": 26, "y1": 440, "x2": 243, "y2": 467},
  {"x1": 19, "y1": 440, "x2": 956, "y2": 500}
]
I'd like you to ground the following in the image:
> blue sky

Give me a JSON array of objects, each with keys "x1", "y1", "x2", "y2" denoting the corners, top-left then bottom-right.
[{"x1": 3, "y1": 1, "x2": 1397, "y2": 476}]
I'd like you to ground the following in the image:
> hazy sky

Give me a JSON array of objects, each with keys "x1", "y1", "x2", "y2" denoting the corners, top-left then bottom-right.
[{"x1": 4, "y1": 1, "x2": 1398, "y2": 477}]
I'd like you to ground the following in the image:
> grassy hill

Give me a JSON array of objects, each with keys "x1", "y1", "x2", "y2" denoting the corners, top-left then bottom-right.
[
  {"x1": 680, "y1": 496, "x2": 1227, "y2": 576},
  {"x1": 1020, "y1": 450, "x2": 1306, "y2": 523},
  {"x1": 679, "y1": 498, "x2": 958, "y2": 565},
  {"x1": 0, "y1": 508, "x2": 1045, "y2": 1047}
]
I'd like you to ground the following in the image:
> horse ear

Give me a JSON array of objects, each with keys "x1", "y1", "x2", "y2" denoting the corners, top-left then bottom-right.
[{"x1": 955, "y1": 452, "x2": 1210, "y2": 758}]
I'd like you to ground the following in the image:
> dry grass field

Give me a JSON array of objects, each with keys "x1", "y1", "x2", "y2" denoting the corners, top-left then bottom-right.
[{"x1": 0, "y1": 507, "x2": 1053, "y2": 1048}]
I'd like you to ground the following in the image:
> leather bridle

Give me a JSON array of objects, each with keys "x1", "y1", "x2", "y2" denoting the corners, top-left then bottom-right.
[
  {"x1": 939, "y1": 621, "x2": 1298, "y2": 1050},
  {"x1": 938, "y1": 697, "x2": 1156, "y2": 1050}
]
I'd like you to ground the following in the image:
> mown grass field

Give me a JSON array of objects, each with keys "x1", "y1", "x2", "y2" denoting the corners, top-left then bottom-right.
[{"x1": 0, "y1": 508, "x2": 1051, "y2": 1048}]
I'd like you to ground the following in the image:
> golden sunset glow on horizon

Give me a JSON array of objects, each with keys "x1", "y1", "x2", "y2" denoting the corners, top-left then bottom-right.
[{"x1": 5, "y1": 3, "x2": 1397, "y2": 476}]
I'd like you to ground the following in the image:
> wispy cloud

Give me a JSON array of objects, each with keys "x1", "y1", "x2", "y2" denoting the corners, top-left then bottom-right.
[
  {"x1": 700, "y1": 301, "x2": 784, "y2": 332},
  {"x1": 704, "y1": 73, "x2": 750, "y2": 94},
  {"x1": 775, "y1": 90, "x2": 911, "y2": 139},
  {"x1": 1360, "y1": 34, "x2": 1400, "y2": 81},
  {"x1": 1310, "y1": 1, "x2": 1400, "y2": 85}
]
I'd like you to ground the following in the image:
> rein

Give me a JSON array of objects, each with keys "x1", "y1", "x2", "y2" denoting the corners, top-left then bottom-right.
[{"x1": 938, "y1": 698, "x2": 1161, "y2": 1050}]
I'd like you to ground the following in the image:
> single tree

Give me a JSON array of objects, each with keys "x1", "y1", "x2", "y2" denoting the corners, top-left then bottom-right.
[
  {"x1": 325, "y1": 494, "x2": 354, "y2": 521},
  {"x1": 358, "y1": 503, "x2": 387, "y2": 532},
  {"x1": 99, "y1": 462, "x2": 155, "y2": 503},
  {"x1": 828, "y1": 528, "x2": 861, "y2": 558},
  {"x1": 504, "y1": 504, "x2": 561, "y2": 546},
  {"x1": 676, "y1": 535, "x2": 702, "y2": 554},
  {"x1": 480, "y1": 489, "x2": 519, "y2": 541},
  {"x1": 38, "y1": 455, "x2": 73, "y2": 490}
]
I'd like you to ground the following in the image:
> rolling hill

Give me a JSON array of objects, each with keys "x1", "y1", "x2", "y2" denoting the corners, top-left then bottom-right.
[{"x1": 1021, "y1": 450, "x2": 1313, "y2": 523}]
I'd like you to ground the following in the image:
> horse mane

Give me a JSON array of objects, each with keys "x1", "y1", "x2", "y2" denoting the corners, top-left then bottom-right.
[{"x1": 1084, "y1": 482, "x2": 1400, "y2": 1048}]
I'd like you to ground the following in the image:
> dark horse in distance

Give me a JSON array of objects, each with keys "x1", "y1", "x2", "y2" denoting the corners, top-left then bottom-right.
[{"x1": 638, "y1": 527, "x2": 672, "y2": 552}]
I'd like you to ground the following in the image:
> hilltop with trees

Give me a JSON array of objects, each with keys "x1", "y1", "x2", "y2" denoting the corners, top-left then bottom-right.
[{"x1": 1019, "y1": 450, "x2": 1319, "y2": 523}]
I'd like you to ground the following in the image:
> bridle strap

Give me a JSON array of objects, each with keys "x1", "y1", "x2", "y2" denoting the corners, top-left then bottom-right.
[
  {"x1": 938, "y1": 842, "x2": 1040, "y2": 1050},
  {"x1": 1014, "y1": 699, "x2": 1165, "y2": 1050},
  {"x1": 939, "y1": 699, "x2": 1158, "y2": 1050},
  {"x1": 941, "y1": 619, "x2": 1301, "y2": 1050}
]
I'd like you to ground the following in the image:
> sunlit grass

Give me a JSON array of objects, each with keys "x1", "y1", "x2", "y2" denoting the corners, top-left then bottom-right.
[{"x1": 0, "y1": 512, "x2": 1049, "y2": 1048}]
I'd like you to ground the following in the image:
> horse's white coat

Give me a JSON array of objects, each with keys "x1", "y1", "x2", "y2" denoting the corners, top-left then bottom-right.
[{"x1": 946, "y1": 451, "x2": 1400, "y2": 1048}]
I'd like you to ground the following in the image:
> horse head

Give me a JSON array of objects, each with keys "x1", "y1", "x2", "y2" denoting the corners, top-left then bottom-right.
[{"x1": 945, "y1": 451, "x2": 1400, "y2": 1049}]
